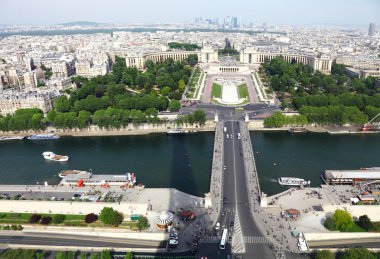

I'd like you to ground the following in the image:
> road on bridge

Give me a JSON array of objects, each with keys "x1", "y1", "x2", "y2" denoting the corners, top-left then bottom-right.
[{"x1": 196, "y1": 121, "x2": 274, "y2": 259}]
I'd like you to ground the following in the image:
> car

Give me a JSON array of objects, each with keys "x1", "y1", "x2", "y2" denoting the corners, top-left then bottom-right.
[
  {"x1": 226, "y1": 134, "x2": 229, "y2": 138},
  {"x1": 215, "y1": 222, "x2": 220, "y2": 230},
  {"x1": 228, "y1": 236, "x2": 232, "y2": 242},
  {"x1": 73, "y1": 193, "x2": 81, "y2": 198},
  {"x1": 221, "y1": 210, "x2": 226, "y2": 216},
  {"x1": 169, "y1": 233, "x2": 178, "y2": 240},
  {"x1": 50, "y1": 197, "x2": 57, "y2": 201},
  {"x1": 223, "y1": 197, "x2": 227, "y2": 203},
  {"x1": 230, "y1": 221, "x2": 234, "y2": 227},
  {"x1": 1, "y1": 193, "x2": 9, "y2": 198}
]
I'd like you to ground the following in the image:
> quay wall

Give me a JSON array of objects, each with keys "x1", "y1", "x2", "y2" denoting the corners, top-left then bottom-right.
[
  {"x1": 0, "y1": 121, "x2": 216, "y2": 137},
  {"x1": 21, "y1": 226, "x2": 167, "y2": 241}
]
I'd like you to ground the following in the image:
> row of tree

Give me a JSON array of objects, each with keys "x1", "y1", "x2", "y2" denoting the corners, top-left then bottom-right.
[
  {"x1": 263, "y1": 111, "x2": 308, "y2": 128},
  {"x1": 315, "y1": 248, "x2": 380, "y2": 259},
  {"x1": 0, "y1": 107, "x2": 206, "y2": 131},
  {"x1": 0, "y1": 108, "x2": 44, "y2": 131},
  {"x1": 292, "y1": 93, "x2": 380, "y2": 111},
  {"x1": 176, "y1": 110, "x2": 207, "y2": 126},
  {"x1": 0, "y1": 249, "x2": 133, "y2": 259},
  {"x1": 168, "y1": 42, "x2": 200, "y2": 51},
  {"x1": 299, "y1": 105, "x2": 368, "y2": 125}
]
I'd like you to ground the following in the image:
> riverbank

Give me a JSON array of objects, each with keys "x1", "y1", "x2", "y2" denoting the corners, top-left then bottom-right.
[
  {"x1": 0, "y1": 121, "x2": 216, "y2": 137},
  {"x1": 2, "y1": 120, "x2": 379, "y2": 137}
]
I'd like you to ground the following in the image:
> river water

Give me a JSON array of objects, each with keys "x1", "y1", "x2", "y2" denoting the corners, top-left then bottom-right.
[{"x1": 0, "y1": 132, "x2": 379, "y2": 196}]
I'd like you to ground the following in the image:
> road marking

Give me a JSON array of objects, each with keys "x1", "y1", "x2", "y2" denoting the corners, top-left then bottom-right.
[
  {"x1": 232, "y1": 210, "x2": 245, "y2": 254},
  {"x1": 243, "y1": 236, "x2": 272, "y2": 244}
]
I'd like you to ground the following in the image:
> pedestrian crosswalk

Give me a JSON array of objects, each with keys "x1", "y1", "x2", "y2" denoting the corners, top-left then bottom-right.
[
  {"x1": 243, "y1": 236, "x2": 272, "y2": 244},
  {"x1": 200, "y1": 236, "x2": 220, "y2": 243},
  {"x1": 200, "y1": 235, "x2": 272, "y2": 244}
]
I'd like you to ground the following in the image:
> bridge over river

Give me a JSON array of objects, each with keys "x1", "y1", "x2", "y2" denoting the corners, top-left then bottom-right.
[{"x1": 196, "y1": 120, "x2": 304, "y2": 259}]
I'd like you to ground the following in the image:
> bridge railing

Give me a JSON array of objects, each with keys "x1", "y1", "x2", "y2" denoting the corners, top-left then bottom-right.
[{"x1": 239, "y1": 121, "x2": 262, "y2": 201}]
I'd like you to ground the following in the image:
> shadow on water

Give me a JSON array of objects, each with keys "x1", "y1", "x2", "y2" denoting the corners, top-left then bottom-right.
[{"x1": 169, "y1": 135, "x2": 198, "y2": 195}]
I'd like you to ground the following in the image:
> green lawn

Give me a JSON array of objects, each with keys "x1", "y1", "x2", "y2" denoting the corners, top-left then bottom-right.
[
  {"x1": 212, "y1": 83, "x2": 222, "y2": 98},
  {"x1": 238, "y1": 83, "x2": 249, "y2": 99}
]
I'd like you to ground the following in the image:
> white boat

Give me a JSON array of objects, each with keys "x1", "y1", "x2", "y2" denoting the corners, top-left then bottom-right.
[
  {"x1": 278, "y1": 177, "x2": 309, "y2": 186},
  {"x1": 58, "y1": 169, "x2": 87, "y2": 178},
  {"x1": 0, "y1": 136, "x2": 25, "y2": 140},
  {"x1": 42, "y1": 151, "x2": 69, "y2": 162},
  {"x1": 28, "y1": 134, "x2": 60, "y2": 140}
]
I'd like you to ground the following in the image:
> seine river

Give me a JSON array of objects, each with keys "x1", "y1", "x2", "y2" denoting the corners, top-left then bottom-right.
[{"x1": 0, "y1": 132, "x2": 379, "y2": 196}]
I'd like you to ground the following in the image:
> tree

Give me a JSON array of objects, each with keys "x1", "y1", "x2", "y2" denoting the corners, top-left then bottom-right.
[
  {"x1": 89, "y1": 253, "x2": 100, "y2": 259},
  {"x1": 137, "y1": 216, "x2": 149, "y2": 231},
  {"x1": 77, "y1": 110, "x2": 92, "y2": 128},
  {"x1": 333, "y1": 209, "x2": 353, "y2": 231},
  {"x1": 124, "y1": 252, "x2": 133, "y2": 259},
  {"x1": 52, "y1": 214, "x2": 65, "y2": 224},
  {"x1": 161, "y1": 86, "x2": 171, "y2": 96},
  {"x1": 54, "y1": 96, "x2": 71, "y2": 113},
  {"x1": 40, "y1": 216, "x2": 52, "y2": 225},
  {"x1": 323, "y1": 217, "x2": 336, "y2": 230},
  {"x1": 100, "y1": 250, "x2": 111, "y2": 259},
  {"x1": 99, "y1": 207, "x2": 124, "y2": 226},
  {"x1": 85, "y1": 213, "x2": 98, "y2": 224},
  {"x1": 169, "y1": 100, "x2": 180, "y2": 112},
  {"x1": 29, "y1": 214, "x2": 41, "y2": 224},
  {"x1": 341, "y1": 248, "x2": 376, "y2": 259},
  {"x1": 193, "y1": 109, "x2": 206, "y2": 126},
  {"x1": 358, "y1": 215, "x2": 372, "y2": 231},
  {"x1": 315, "y1": 250, "x2": 334, "y2": 259}
]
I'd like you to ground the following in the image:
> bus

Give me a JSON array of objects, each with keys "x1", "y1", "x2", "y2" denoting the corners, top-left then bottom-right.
[{"x1": 219, "y1": 228, "x2": 228, "y2": 249}]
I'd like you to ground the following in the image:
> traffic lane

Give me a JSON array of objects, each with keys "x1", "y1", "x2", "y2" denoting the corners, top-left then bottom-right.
[
  {"x1": 232, "y1": 123, "x2": 275, "y2": 259},
  {"x1": 0, "y1": 235, "x2": 166, "y2": 248}
]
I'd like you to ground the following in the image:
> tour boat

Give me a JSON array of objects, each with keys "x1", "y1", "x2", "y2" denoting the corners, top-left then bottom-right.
[
  {"x1": 28, "y1": 134, "x2": 60, "y2": 140},
  {"x1": 288, "y1": 128, "x2": 307, "y2": 134},
  {"x1": 58, "y1": 170, "x2": 87, "y2": 178},
  {"x1": 42, "y1": 151, "x2": 69, "y2": 162},
  {"x1": 278, "y1": 177, "x2": 309, "y2": 186},
  {"x1": 0, "y1": 136, "x2": 25, "y2": 140},
  {"x1": 166, "y1": 130, "x2": 197, "y2": 135}
]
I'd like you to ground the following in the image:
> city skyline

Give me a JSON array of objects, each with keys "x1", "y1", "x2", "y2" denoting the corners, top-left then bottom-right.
[{"x1": 0, "y1": 0, "x2": 379, "y2": 26}]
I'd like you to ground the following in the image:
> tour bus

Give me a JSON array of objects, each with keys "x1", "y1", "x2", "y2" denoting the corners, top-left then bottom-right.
[{"x1": 219, "y1": 228, "x2": 228, "y2": 249}]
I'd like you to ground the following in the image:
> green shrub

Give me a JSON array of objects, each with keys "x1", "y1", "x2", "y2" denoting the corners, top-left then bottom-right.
[
  {"x1": 52, "y1": 214, "x2": 66, "y2": 224},
  {"x1": 40, "y1": 216, "x2": 52, "y2": 225},
  {"x1": 324, "y1": 217, "x2": 336, "y2": 230},
  {"x1": 29, "y1": 214, "x2": 41, "y2": 223}
]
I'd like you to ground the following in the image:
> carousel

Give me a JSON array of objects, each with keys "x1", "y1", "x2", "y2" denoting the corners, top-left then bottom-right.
[{"x1": 155, "y1": 211, "x2": 174, "y2": 230}]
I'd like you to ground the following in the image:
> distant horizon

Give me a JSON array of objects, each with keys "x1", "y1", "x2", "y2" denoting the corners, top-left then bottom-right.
[
  {"x1": 0, "y1": 0, "x2": 379, "y2": 26},
  {"x1": 0, "y1": 20, "x2": 376, "y2": 28}
]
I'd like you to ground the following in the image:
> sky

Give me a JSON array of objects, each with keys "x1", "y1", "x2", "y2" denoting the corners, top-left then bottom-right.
[{"x1": 0, "y1": 0, "x2": 379, "y2": 26}]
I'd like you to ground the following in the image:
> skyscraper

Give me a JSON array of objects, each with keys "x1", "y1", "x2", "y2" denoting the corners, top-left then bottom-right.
[{"x1": 368, "y1": 23, "x2": 376, "y2": 36}]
